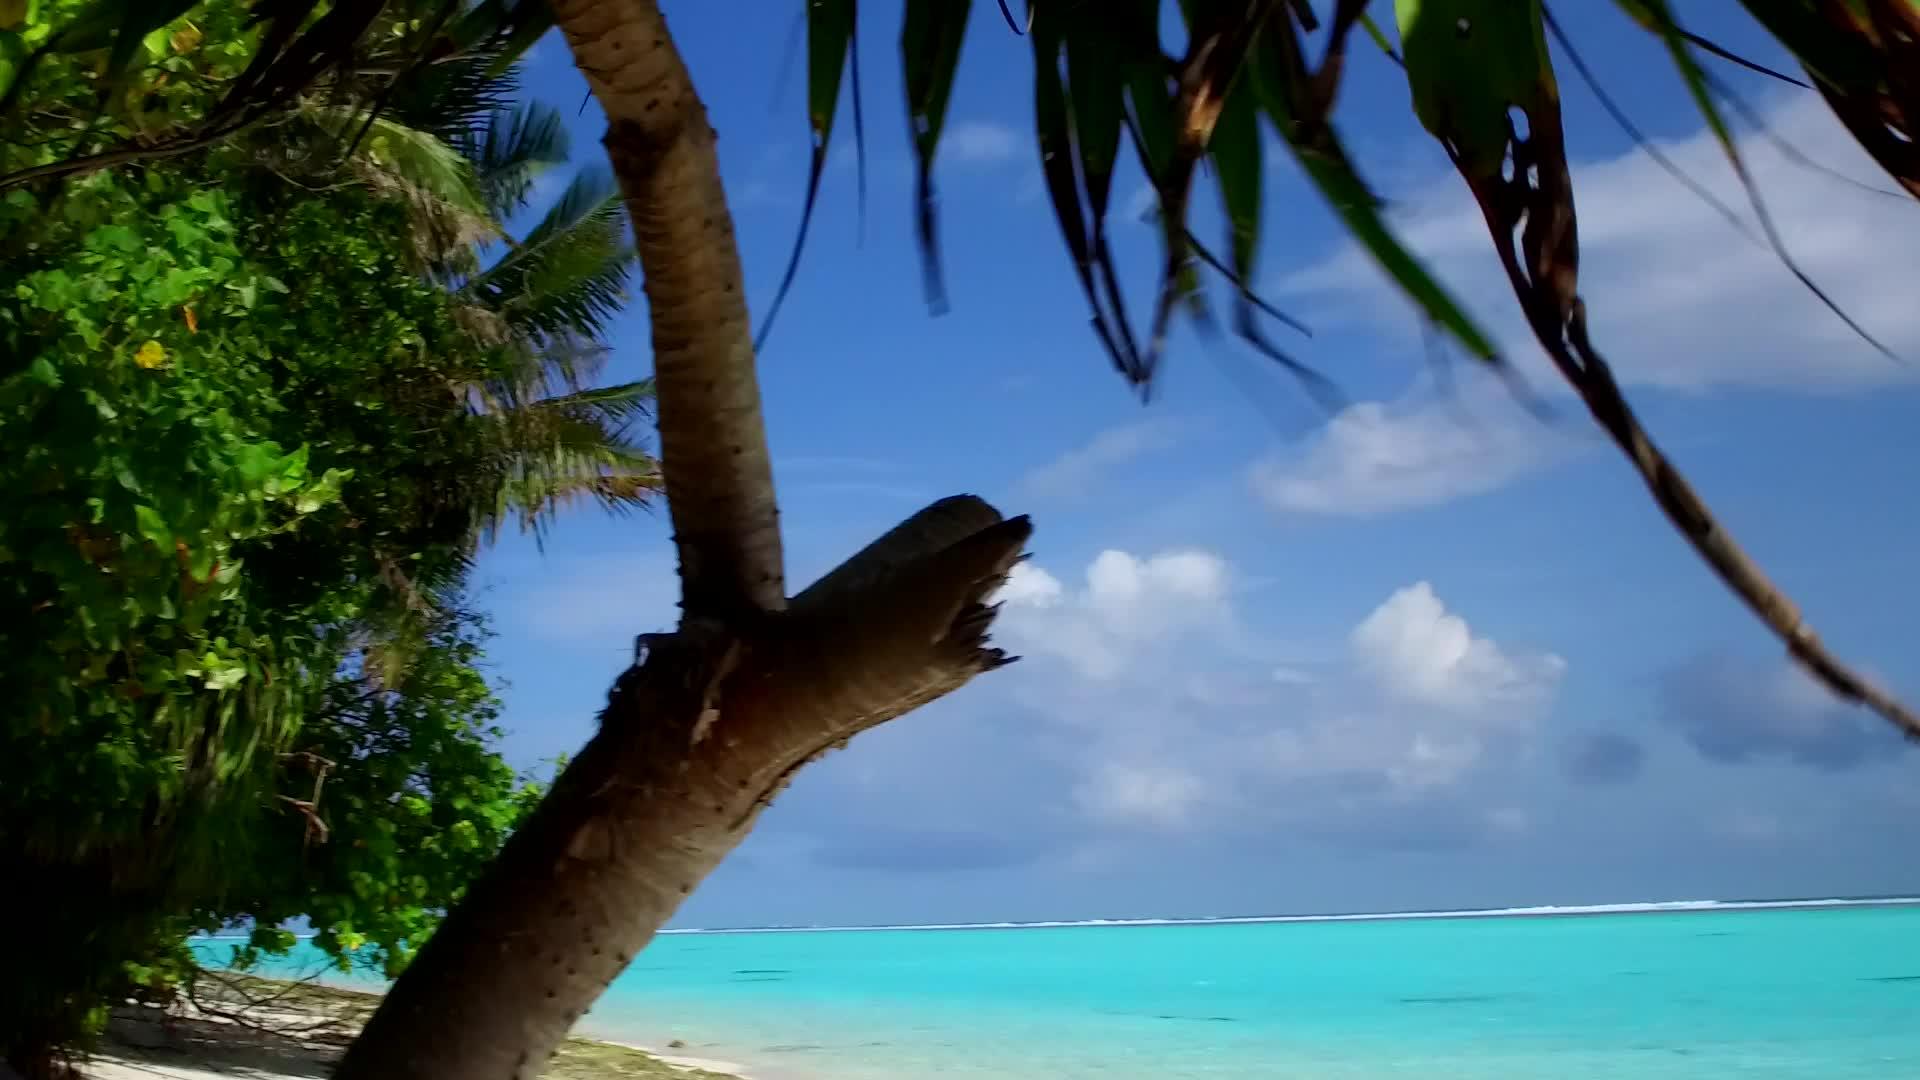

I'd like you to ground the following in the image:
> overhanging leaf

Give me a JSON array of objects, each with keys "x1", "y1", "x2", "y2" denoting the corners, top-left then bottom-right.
[
  {"x1": 1614, "y1": 0, "x2": 1897, "y2": 360},
  {"x1": 757, "y1": 0, "x2": 859, "y2": 350},
  {"x1": 900, "y1": 0, "x2": 972, "y2": 312},
  {"x1": 1249, "y1": 10, "x2": 1500, "y2": 362},
  {"x1": 1203, "y1": 76, "x2": 1332, "y2": 405}
]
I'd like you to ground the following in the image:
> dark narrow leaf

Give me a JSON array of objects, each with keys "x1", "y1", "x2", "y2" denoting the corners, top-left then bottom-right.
[
  {"x1": 1358, "y1": 11, "x2": 1405, "y2": 66},
  {"x1": 484, "y1": 0, "x2": 555, "y2": 77},
  {"x1": 849, "y1": 3, "x2": 869, "y2": 240},
  {"x1": 1181, "y1": 228, "x2": 1312, "y2": 337},
  {"x1": 1542, "y1": 7, "x2": 1761, "y2": 246},
  {"x1": 1404, "y1": 0, "x2": 1920, "y2": 741},
  {"x1": 1310, "y1": 0, "x2": 1374, "y2": 115},
  {"x1": 1121, "y1": 10, "x2": 1206, "y2": 335},
  {"x1": 901, "y1": 0, "x2": 974, "y2": 312},
  {"x1": 997, "y1": 0, "x2": 1031, "y2": 35},
  {"x1": 1731, "y1": 0, "x2": 1878, "y2": 88},
  {"x1": 755, "y1": 0, "x2": 857, "y2": 350},
  {"x1": 1137, "y1": 0, "x2": 1279, "y2": 386},
  {"x1": 1618, "y1": 0, "x2": 1898, "y2": 361},
  {"x1": 1706, "y1": 68, "x2": 1912, "y2": 202},
  {"x1": 1732, "y1": 0, "x2": 1918, "y2": 195},
  {"x1": 1066, "y1": 15, "x2": 1146, "y2": 373},
  {"x1": 1030, "y1": 16, "x2": 1130, "y2": 373},
  {"x1": 1680, "y1": 28, "x2": 1809, "y2": 86},
  {"x1": 1206, "y1": 79, "x2": 1339, "y2": 408},
  {"x1": 1248, "y1": 15, "x2": 1501, "y2": 362}
]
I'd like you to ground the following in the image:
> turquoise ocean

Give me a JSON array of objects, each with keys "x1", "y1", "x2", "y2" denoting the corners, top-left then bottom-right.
[{"x1": 210, "y1": 900, "x2": 1920, "y2": 1079}]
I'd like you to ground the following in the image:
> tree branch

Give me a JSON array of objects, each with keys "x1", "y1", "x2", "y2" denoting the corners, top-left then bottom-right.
[
  {"x1": 551, "y1": 0, "x2": 785, "y2": 621},
  {"x1": 334, "y1": 496, "x2": 1029, "y2": 1080}
]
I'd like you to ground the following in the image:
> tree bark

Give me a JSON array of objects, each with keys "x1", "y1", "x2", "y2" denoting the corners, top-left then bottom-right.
[
  {"x1": 333, "y1": 6, "x2": 1036, "y2": 1076},
  {"x1": 333, "y1": 500, "x2": 1030, "y2": 1080},
  {"x1": 551, "y1": 0, "x2": 785, "y2": 620}
]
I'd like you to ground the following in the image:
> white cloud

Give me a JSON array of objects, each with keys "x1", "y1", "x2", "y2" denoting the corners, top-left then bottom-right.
[
  {"x1": 1020, "y1": 418, "x2": 1182, "y2": 500},
  {"x1": 996, "y1": 550, "x2": 1565, "y2": 823},
  {"x1": 1074, "y1": 762, "x2": 1207, "y2": 829},
  {"x1": 995, "y1": 548, "x2": 1232, "y2": 679},
  {"x1": 1249, "y1": 393, "x2": 1578, "y2": 515},
  {"x1": 997, "y1": 561, "x2": 1065, "y2": 608},
  {"x1": 1351, "y1": 582, "x2": 1566, "y2": 711},
  {"x1": 943, "y1": 121, "x2": 1021, "y2": 165},
  {"x1": 1277, "y1": 93, "x2": 1920, "y2": 392}
]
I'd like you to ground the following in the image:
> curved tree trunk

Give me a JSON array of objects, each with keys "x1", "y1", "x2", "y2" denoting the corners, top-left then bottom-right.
[
  {"x1": 332, "y1": 3, "x2": 1033, "y2": 1077},
  {"x1": 551, "y1": 0, "x2": 785, "y2": 621},
  {"x1": 336, "y1": 499, "x2": 1028, "y2": 1080}
]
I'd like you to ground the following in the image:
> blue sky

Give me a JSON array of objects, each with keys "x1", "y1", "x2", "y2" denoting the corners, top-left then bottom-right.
[{"x1": 475, "y1": 2, "x2": 1920, "y2": 928}]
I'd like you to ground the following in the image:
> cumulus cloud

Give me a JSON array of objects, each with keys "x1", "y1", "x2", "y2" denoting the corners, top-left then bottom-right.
[
  {"x1": 1561, "y1": 732, "x2": 1647, "y2": 786},
  {"x1": 995, "y1": 549, "x2": 1232, "y2": 679},
  {"x1": 1277, "y1": 93, "x2": 1920, "y2": 393},
  {"x1": 1251, "y1": 95, "x2": 1920, "y2": 520},
  {"x1": 1073, "y1": 762, "x2": 1208, "y2": 829},
  {"x1": 1351, "y1": 582, "x2": 1566, "y2": 711},
  {"x1": 1250, "y1": 394, "x2": 1580, "y2": 516},
  {"x1": 996, "y1": 552, "x2": 1565, "y2": 831},
  {"x1": 1020, "y1": 419, "x2": 1183, "y2": 500},
  {"x1": 1658, "y1": 655, "x2": 1907, "y2": 771}
]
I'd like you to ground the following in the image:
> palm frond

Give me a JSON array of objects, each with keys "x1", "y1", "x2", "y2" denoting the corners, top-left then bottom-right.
[
  {"x1": 460, "y1": 103, "x2": 570, "y2": 218},
  {"x1": 473, "y1": 386, "x2": 661, "y2": 541},
  {"x1": 303, "y1": 104, "x2": 498, "y2": 262},
  {"x1": 384, "y1": 43, "x2": 527, "y2": 145},
  {"x1": 460, "y1": 169, "x2": 635, "y2": 342}
]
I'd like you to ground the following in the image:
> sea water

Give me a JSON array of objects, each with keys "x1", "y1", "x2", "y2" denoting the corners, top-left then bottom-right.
[{"x1": 208, "y1": 901, "x2": 1920, "y2": 1078}]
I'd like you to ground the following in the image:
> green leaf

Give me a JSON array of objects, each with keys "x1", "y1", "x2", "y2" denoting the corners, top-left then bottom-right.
[
  {"x1": 133, "y1": 504, "x2": 169, "y2": 549},
  {"x1": 756, "y1": 0, "x2": 860, "y2": 350},
  {"x1": 465, "y1": 102, "x2": 569, "y2": 218},
  {"x1": 900, "y1": 0, "x2": 972, "y2": 311},
  {"x1": 186, "y1": 542, "x2": 213, "y2": 583},
  {"x1": 1250, "y1": 19, "x2": 1499, "y2": 362},
  {"x1": 1396, "y1": 0, "x2": 1554, "y2": 181},
  {"x1": 467, "y1": 169, "x2": 632, "y2": 346},
  {"x1": 294, "y1": 467, "x2": 351, "y2": 514},
  {"x1": 312, "y1": 107, "x2": 492, "y2": 219}
]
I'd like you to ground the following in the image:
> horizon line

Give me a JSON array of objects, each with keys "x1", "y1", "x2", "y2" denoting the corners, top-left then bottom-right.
[
  {"x1": 192, "y1": 895, "x2": 1920, "y2": 943},
  {"x1": 653, "y1": 895, "x2": 1920, "y2": 937}
]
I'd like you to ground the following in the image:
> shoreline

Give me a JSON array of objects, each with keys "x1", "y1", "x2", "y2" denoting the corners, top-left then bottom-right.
[{"x1": 86, "y1": 975, "x2": 751, "y2": 1080}]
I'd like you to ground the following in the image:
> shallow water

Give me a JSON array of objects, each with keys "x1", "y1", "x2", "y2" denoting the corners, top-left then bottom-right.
[
  {"x1": 583, "y1": 904, "x2": 1920, "y2": 1078},
  {"x1": 206, "y1": 902, "x2": 1920, "y2": 1078}
]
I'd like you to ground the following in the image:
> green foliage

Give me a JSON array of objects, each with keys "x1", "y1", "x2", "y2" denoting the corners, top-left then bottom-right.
[
  {"x1": 0, "y1": 169, "x2": 372, "y2": 859},
  {"x1": 203, "y1": 604, "x2": 540, "y2": 981}
]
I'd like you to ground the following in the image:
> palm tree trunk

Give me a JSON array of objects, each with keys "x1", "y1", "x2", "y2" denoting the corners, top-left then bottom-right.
[
  {"x1": 334, "y1": 499, "x2": 1028, "y2": 1080},
  {"x1": 550, "y1": 0, "x2": 785, "y2": 620},
  {"x1": 332, "y1": 7, "x2": 1034, "y2": 1075}
]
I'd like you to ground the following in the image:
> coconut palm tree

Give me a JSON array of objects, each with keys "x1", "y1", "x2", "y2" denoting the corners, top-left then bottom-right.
[
  {"x1": 335, "y1": 4, "x2": 1920, "y2": 1077},
  {"x1": 316, "y1": 52, "x2": 662, "y2": 552},
  {"x1": 6, "y1": 3, "x2": 1916, "y2": 1077}
]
